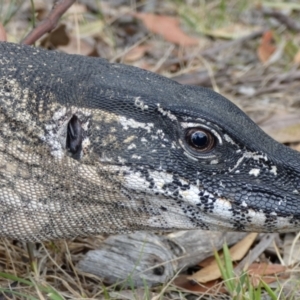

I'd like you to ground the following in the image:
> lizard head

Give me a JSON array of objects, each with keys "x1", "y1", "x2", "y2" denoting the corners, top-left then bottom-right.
[
  {"x1": 73, "y1": 62, "x2": 300, "y2": 233},
  {"x1": 1, "y1": 42, "x2": 300, "y2": 240}
]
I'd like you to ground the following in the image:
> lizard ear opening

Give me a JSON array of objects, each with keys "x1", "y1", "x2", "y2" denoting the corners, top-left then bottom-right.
[{"x1": 66, "y1": 115, "x2": 83, "y2": 159}]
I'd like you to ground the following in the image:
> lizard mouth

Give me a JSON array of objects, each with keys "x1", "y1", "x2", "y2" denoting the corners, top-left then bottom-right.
[
  {"x1": 95, "y1": 160, "x2": 300, "y2": 233},
  {"x1": 194, "y1": 176, "x2": 300, "y2": 232}
]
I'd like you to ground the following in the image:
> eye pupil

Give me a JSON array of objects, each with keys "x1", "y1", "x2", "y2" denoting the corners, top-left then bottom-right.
[
  {"x1": 185, "y1": 128, "x2": 216, "y2": 152},
  {"x1": 191, "y1": 131, "x2": 208, "y2": 148}
]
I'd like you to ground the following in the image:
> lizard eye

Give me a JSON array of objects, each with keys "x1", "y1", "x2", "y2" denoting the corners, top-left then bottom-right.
[{"x1": 185, "y1": 128, "x2": 216, "y2": 152}]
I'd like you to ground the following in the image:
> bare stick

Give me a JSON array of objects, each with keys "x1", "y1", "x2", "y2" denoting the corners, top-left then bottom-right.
[
  {"x1": 22, "y1": 0, "x2": 76, "y2": 45},
  {"x1": 200, "y1": 28, "x2": 267, "y2": 59},
  {"x1": 234, "y1": 234, "x2": 276, "y2": 274},
  {"x1": 264, "y1": 11, "x2": 300, "y2": 32},
  {"x1": 159, "y1": 28, "x2": 267, "y2": 71}
]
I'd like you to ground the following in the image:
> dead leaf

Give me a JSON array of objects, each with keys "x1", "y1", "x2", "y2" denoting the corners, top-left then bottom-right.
[
  {"x1": 291, "y1": 143, "x2": 300, "y2": 152},
  {"x1": 175, "y1": 263, "x2": 287, "y2": 293},
  {"x1": 248, "y1": 263, "x2": 288, "y2": 287},
  {"x1": 188, "y1": 233, "x2": 257, "y2": 283},
  {"x1": 199, "y1": 254, "x2": 219, "y2": 268},
  {"x1": 174, "y1": 275, "x2": 227, "y2": 294},
  {"x1": 66, "y1": 3, "x2": 87, "y2": 22},
  {"x1": 78, "y1": 20, "x2": 105, "y2": 38},
  {"x1": 248, "y1": 263, "x2": 286, "y2": 276},
  {"x1": 41, "y1": 24, "x2": 69, "y2": 48},
  {"x1": 229, "y1": 232, "x2": 258, "y2": 261},
  {"x1": 57, "y1": 36, "x2": 96, "y2": 56},
  {"x1": 294, "y1": 49, "x2": 300, "y2": 63},
  {"x1": 137, "y1": 61, "x2": 153, "y2": 71},
  {"x1": 257, "y1": 30, "x2": 276, "y2": 63},
  {"x1": 251, "y1": 274, "x2": 289, "y2": 287},
  {"x1": 187, "y1": 258, "x2": 224, "y2": 283},
  {"x1": 124, "y1": 45, "x2": 151, "y2": 62},
  {"x1": 0, "y1": 23, "x2": 6, "y2": 41},
  {"x1": 204, "y1": 23, "x2": 260, "y2": 40},
  {"x1": 134, "y1": 13, "x2": 199, "y2": 46}
]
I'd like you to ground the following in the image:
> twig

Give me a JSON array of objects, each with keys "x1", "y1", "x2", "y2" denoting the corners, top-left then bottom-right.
[
  {"x1": 234, "y1": 233, "x2": 276, "y2": 275},
  {"x1": 250, "y1": 70, "x2": 300, "y2": 97},
  {"x1": 264, "y1": 11, "x2": 300, "y2": 32},
  {"x1": 159, "y1": 28, "x2": 267, "y2": 71},
  {"x1": 172, "y1": 70, "x2": 214, "y2": 86},
  {"x1": 251, "y1": 83, "x2": 290, "y2": 97},
  {"x1": 273, "y1": 70, "x2": 300, "y2": 84},
  {"x1": 22, "y1": 0, "x2": 76, "y2": 45},
  {"x1": 200, "y1": 28, "x2": 267, "y2": 59}
]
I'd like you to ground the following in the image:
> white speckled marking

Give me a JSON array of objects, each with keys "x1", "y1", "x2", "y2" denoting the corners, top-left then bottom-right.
[
  {"x1": 229, "y1": 151, "x2": 268, "y2": 173},
  {"x1": 241, "y1": 201, "x2": 248, "y2": 207},
  {"x1": 270, "y1": 166, "x2": 277, "y2": 176},
  {"x1": 52, "y1": 107, "x2": 67, "y2": 121},
  {"x1": 127, "y1": 143, "x2": 136, "y2": 150},
  {"x1": 134, "y1": 97, "x2": 148, "y2": 110},
  {"x1": 224, "y1": 134, "x2": 237, "y2": 146},
  {"x1": 249, "y1": 168, "x2": 260, "y2": 177},
  {"x1": 157, "y1": 104, "x2": 177, "y2": 121},
  {"x1": 119, "y1": 116, "x2": 154, "y2": 133},
  {"x1": 210, "y1": 159, "x2": 219, "y2": 164}
]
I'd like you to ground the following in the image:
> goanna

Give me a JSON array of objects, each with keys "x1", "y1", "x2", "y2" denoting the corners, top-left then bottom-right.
[{"x1": 0, "y1": 42, "x2": 300, "y2": 241}]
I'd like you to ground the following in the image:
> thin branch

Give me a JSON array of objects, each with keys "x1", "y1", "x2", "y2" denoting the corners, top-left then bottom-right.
[
  {"x1": 234, "y1": 234, "x2": 276, "y2": 274},
  {"x1": 200, "y1": 28, "x2": 267, "y2": 59},
  {"x1": 264, "y1": 11, "x2": 300, "y2": 32},
  {"x1": 22, "y1": 0, "x2": 76, "y2": 45},
  {"x1": 159, "y1": 28, "x2": 267, "y2": 71}
]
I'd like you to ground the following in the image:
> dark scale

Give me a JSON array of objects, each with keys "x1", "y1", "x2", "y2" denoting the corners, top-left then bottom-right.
[
  {"x1": 233, "y1": 222, "x2": 246, "y2": 231},
  {"x1": 289, "y1": 217, "x2": 300, "y2": 226},
  {"x1": 149, "y1": 181, "x2": 155, "y2": 189},
  {"x1": 173, "y1": 190, "x2": 179, "y2": 197},
  {"x1": 162, "y1": 181, "x2": 181, "y2": 193},
  {"x1": 263, "y1": 215, "x2": 278, "y2": 231},
  {"x1": 180, "y1": 184, "x2": 190, "y2": 191},
  {"x1": 171, "y1": 176, "x2": 183, "y2": 187}
]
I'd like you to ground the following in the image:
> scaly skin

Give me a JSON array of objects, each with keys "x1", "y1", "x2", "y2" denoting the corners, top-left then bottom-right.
[{"x1": 0, "y1": 42, "x2": 300, "y2": 241}]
